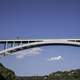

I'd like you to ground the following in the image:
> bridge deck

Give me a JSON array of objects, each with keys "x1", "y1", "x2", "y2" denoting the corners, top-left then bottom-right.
[{"x1": 0, "y1": 39, "x2": 80, "y2": 57}]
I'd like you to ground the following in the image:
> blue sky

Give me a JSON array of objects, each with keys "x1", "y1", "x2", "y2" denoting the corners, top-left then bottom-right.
[{"x1": 0, "y1": 0, "x2": 80, "y2": 76}]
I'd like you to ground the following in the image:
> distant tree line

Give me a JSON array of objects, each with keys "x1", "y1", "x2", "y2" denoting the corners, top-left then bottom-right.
[{"x1": 0, "y1": 63, "x2": 80, "y2": 80}]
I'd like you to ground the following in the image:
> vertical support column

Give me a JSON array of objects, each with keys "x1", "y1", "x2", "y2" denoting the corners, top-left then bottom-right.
[
  {"x1": 4, "y1": 41, "x2": 7, "y2": 50},
  {"x1": 17, "y1": 42, "x2": 20, "y2": 46},
  {"x1": 13, "y1": 41, "x2": 15, "y2": 47},
  {"x1": 20, "y1": 41, "x2": 22, "y2": 45},
  {"x1": 11, "y1": 43, "x2": 13, "y2": 47},
  {"x1": 28, "y1": 41, "x2": 29, "y2": 44},
  {"x1": 10, "y1": 41, "x2": 15, "y2": 47},
  {"x1": 4, "y1": 41, "x2": 8, "y2": 56}
]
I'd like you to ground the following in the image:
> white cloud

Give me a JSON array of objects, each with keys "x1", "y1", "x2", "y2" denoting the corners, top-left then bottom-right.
[
  {"x1": 15, "y1": 48, "x2": 43, "y2": 59},
  {"x1": 48, "y1": 56, "x2": 62, "y2": 61}
]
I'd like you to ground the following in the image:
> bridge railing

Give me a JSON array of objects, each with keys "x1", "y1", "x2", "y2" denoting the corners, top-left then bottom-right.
[{"x1": 0, "y1": 39, "x2": 80, "y2": 57}]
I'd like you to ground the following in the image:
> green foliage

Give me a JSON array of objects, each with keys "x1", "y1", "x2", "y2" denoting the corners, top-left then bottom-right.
[
  {"x1": 0, "y1": 63, "x2": 16, "y2": 80},
  {"x1": 17, "y1": 69, "x2": 80, "y2": 80},
  {"x1": 47, "y1": 69, "x2": 80, "y2": 80},
  {"x1": 0, "y1": 63, "x2": 80, "y2": 80}
]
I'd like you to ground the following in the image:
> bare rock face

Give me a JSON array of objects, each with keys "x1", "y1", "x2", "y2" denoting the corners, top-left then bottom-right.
[{"x1": 0, "y1": 63, "x2": 16, "y2": 80}]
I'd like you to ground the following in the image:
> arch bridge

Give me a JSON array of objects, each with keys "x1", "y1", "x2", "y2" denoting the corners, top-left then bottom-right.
[{"x1": 0, "y1": 39, "x2": 80, "y2": 57}]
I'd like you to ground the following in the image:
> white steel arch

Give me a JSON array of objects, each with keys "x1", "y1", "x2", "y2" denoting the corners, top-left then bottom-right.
[{"x1": 0, "y1": 39, "x2": 80, "y2": 57}]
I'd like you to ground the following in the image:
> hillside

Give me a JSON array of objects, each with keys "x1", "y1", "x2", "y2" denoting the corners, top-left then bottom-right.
[
  {"x1": 17, "y1": 69, "x2": 80, "y2": 80},
  {"x1": 0, "y1": 63, "x2": 16, "y2": 80},
  {"x1": 0, "y1": 63, "x2": 80, "y2": 80},
  {"x1": 47, "y1": 69, "x2": 80, "y2": 80}
]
